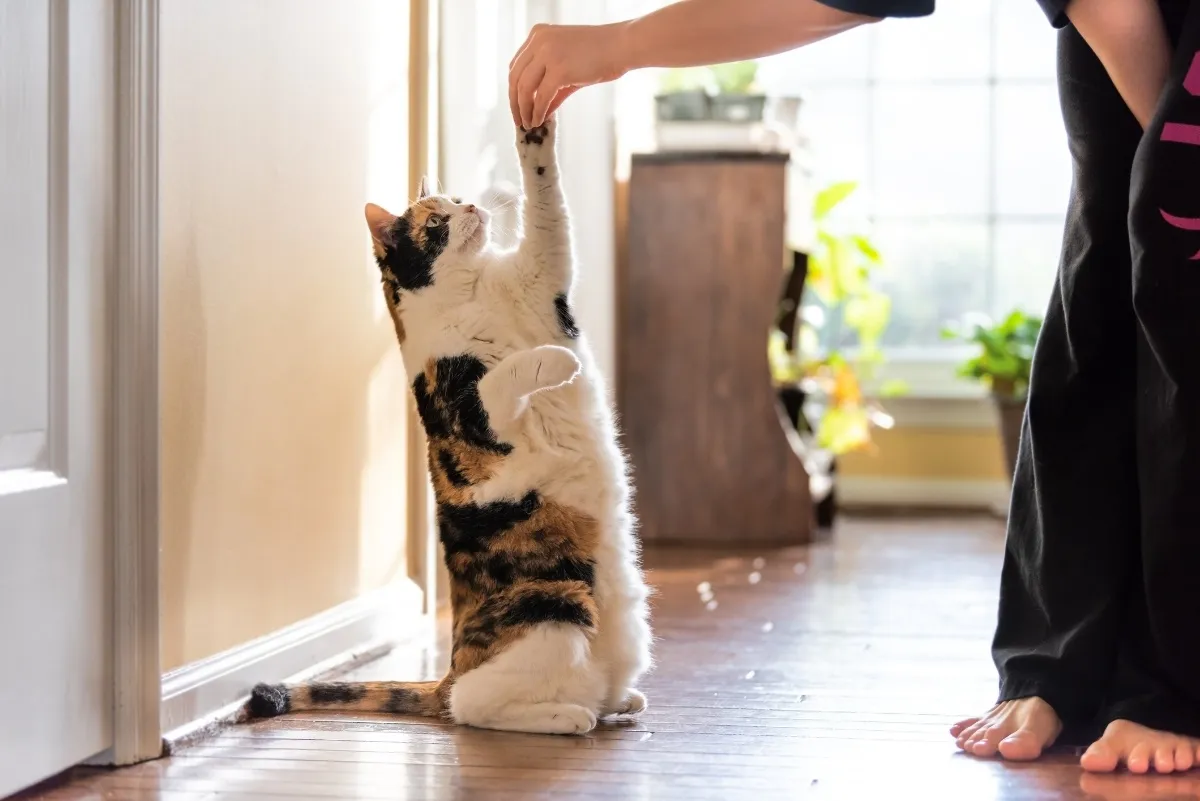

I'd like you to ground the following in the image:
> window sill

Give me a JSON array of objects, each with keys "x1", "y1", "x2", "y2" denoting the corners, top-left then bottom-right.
[{"x1": 861, "y1": 356, "x2": 999, "y2": 429}]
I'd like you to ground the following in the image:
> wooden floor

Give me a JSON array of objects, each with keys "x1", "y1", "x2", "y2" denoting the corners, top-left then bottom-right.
[{"x1": 15, "y1": 516, "x2": 1191, "y2": 800}]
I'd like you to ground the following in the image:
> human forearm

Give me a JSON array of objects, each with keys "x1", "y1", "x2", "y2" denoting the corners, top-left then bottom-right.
[
  {"x1": 509, "y1": 0, "x2": 881, "y2": 128},
  {"x1": 1066, "y1": 0, "x2": 1171, "y2": 129},
  {"x1": 616, "y1": 0, "x2": 879, "y2": 71}
]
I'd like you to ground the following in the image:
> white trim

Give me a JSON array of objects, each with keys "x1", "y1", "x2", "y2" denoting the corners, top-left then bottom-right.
[
  {"x1": 876, "y1": 395, "x2": 999, "y2": 429},
  {"x1": 863, "y1": 354, "x2": 988, "y2": 402},
  {"x1": 111, "y1": 0, "x2": 162, "y2": 767},
  {"x1": 161, "y1": 579, "x2": 429, "y2": 743},
  {"x1": 838, "y1": 476, "x2": 1010, "y2": 516},
  {"x1": 411, "y1": 0, "x2": 440, "y2": 611}
]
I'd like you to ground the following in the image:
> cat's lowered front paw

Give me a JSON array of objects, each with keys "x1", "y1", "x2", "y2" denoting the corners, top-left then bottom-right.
[{"x1": 529, "y1": 344, "x2": 580, "y2": 392}]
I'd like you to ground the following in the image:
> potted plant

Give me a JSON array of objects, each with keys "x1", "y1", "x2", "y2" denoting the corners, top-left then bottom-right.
[
  {"x1": 655, "y1": 60, "x2": 766, "y2": 123},
  {"x1": 941, "y1": 310, "x2": 1043, "y2": 478},
  {"x1": 770, "y1": 181, "x2": 904, "y2": 525},
  {"x1": 655, "y1": 67, "x2": 712, "y2": 121},
  {"x1": 708, "y1": 60, "x2": 766, "y2": 123}
]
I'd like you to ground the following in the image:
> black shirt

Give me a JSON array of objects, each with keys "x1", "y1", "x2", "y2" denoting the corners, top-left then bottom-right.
[
  {"x1": 816, "y1": 0, "x2": 933, "y2": 17},
  {"x1": 817, "y1": 0, "x2": 1068, "y2": 27},
  {"x1": 1034, "y1": 0, "x2": 1069, "y2": 28}
]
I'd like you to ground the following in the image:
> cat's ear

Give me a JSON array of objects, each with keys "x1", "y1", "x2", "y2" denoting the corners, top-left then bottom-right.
[
  {"x1": 364, "y1": 202, "x2": 398, "y2": 246},
  {"x1": 416, "y1": 175, "x2": 434, "y2": 201}
]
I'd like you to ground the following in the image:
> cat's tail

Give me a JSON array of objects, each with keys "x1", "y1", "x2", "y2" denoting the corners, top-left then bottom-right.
[{"x1": 246, "y1": 679, "x2": 445, "y2": 720}]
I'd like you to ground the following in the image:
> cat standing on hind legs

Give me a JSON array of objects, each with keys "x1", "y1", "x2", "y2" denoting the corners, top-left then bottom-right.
[{"x1": 246, "y1": 115, "x2": 652, "y2": 735}]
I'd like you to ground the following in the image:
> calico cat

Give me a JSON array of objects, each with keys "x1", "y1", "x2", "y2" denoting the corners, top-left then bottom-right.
[{"x1": 247, "y1": 116, "x2": 652, "y2": 735}]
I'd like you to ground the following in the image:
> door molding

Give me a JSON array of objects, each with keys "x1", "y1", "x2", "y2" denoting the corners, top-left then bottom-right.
[
  {"x1": 112, "y1": 0, "x2": 163, "y2": 766},
  {"x1": 160, "y1": 580, "x2": 428, "y2": 745},
  {"x1": 409, "y1": 0, "x2": 441, "y2": 611}
]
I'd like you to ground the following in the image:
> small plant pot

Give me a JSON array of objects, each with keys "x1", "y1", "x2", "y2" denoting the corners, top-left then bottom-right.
[
  {"x1": 993, "y1": 393, "x2": 1026, "y2": 479},
  {"x1": 710, "y1": 93, "x2": 767, "y2": 123},
  {"x1": 777, "y1": 384, "x2": 838, "y2": 529},
  {"x1": 654, "y1": 90, "x2": 711, "y2": 122}
]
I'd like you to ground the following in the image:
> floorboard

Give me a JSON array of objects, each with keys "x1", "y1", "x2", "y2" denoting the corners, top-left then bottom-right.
[{"x1": 13, "y1": 516, "x2": 1189, "y2": 800}]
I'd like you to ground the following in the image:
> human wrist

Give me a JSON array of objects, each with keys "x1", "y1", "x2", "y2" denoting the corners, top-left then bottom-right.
[{"x1": 603, "y1": 19, "x2": 641, "y2": 78}]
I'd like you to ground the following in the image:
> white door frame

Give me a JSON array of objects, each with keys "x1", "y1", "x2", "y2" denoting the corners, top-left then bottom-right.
[
  {"x1": 103, "y1": 0, "x2": 448, "y2": 766},
  {"x1": 110, "y1": 0, "x2": 163, "y2": 766}
]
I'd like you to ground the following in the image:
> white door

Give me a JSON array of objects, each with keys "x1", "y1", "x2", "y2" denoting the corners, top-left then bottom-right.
[{"x1": 0, "y1": 0, "x2": 114, "y2": 794}]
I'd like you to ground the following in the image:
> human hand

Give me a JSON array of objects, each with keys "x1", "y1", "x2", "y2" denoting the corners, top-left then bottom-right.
[{"x1": 508, "y1": 22, "x2": 628, "y2": 129}]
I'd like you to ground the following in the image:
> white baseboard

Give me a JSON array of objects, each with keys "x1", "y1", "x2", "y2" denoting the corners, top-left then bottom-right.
[
  {"x1": 160, "y1": 579, "x2": 428, "y2": 743},
  {"x1": 838, "y1": 476, "x2": 1010, "y2": 516}
]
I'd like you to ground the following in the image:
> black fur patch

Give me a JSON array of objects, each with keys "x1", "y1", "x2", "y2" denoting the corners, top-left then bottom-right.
[
  {"x1": 475, "y1": 552, "x2": 595, "y2": 589},
  {"x1": 523, "y1": 126, "x2": 547, "y2": 145},
  {"x1": 308, "y1": 683, "x2": 366, "y2": 705},
  {"x1": 438, "y1": 491, "x2": 541, "y2": 557},
  {"x1": 383, "y1": 688, "x2": 423, "y2": 713},
  {"x1": 248, "y1": 683, "x2": 290, "y2": 718},
  {"x1": 437, "y1": 449, "x2": 470, "y2": 486},
  {"x1": 376, "y1": 213, "x2": 449, "y2": 291},
  {"x1": 537, "y1": 167, "x2": 545, "y2": 176},
  {"x1": 413, "y1": 355, "x2": 513, "y2": 455},
  {"x1": 554, "y1": 294, "x2": 580, "y2": 339},
  {"x1": 500, "y1": 590, "x2": 594, "y2": 628},
  {"x1": 538, "y1": 556, "x2": 596, "y2": 587},
  {"x1": 460, "y1": 622, "x2": 498, "y2": 650}
]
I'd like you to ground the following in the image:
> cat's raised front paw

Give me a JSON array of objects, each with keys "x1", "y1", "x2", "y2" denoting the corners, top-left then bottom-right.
[{"x1": 517, "y1": 116, "x2": 557, "y2": 169}]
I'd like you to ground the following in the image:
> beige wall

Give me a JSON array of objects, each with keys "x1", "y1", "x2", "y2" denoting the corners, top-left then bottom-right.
[
  {"x1": 160, "y1": 0, "x2": 414, "y2": 671},
  {"x1": 839, "y1": 427, "x2": 1008, "y2": 481}
]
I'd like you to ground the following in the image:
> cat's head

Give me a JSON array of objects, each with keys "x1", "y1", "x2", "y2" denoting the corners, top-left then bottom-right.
[{"x1": 364, "y1": 176, "x2": 490, "y2": 299}]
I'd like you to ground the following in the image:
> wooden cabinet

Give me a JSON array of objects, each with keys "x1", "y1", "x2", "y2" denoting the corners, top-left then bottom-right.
[{"x1": 617, "y1": 152, "x2": 814, "y2": 546}]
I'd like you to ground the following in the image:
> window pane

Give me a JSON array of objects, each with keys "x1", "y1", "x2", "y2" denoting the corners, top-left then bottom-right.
[
  {"x1": 797, "y1": 88, "x2": 871, "y2": 215},
  {"x1": 871, "y1": 220, "x2": 990, "y2": 348},
  {"x1": 872, "y1": 87, "x2": 991, "y2": 217},
  {"x1": 873, "y1": 4, "x2": 992, "y2": 82},
  {"x1": 995, "y1": 85, "x2": 1072, "y2": 216},
  {"x1": 995, "y1": 0, "x2": 1059, "y2": 80},
  {"x1": 992, "y1": 220, "x2": 1062, "y2": 319},
  {"x1": 757, "y1": 26, "x2": 872, "y2": 89}
]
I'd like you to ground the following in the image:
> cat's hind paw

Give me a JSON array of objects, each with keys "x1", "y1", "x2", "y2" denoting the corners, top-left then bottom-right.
[{"x1": 603, "y1": 689, "x2": 647, "y2": 717}]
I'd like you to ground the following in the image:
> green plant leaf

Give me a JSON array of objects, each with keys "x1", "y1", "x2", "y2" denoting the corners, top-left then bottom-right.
[
  {"x1": 804, "y1": 251, "x2": 837, "y2": 305},
  {"x1": 879, "y1": 379, "x2": 909, "y2": 397},
  {"x1": 945, "y1": 307, "x2": 1044, "y2": 391},
  {"x1": 844, "y1": 291, "x2": 890, "y2": 346},
  {"x1": 827, "y1": 237, "x2": 866, "y2": 301},
  {"x1": 851, "y1": 234, "x2": 881, "y2": 264},
  {"x1": 709, "y1": 60, "x2": 759, "y2": 94},
  {"x1": 818, "y1": 406, "x2": 872, "y2": 455},
  {"x1": 657, "y1": 67, "x2": 709, "y2": 94},
  {"x1": 813, "y1": 181, "x2": 858, "y2": 221}
]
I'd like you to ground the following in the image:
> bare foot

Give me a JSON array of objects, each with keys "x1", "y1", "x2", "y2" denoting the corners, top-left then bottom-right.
[
  {"x1": 951, "y1": 697, "x2": 1062, "y2": 760},
  {"x1": 1080, "y1": 719, "x2": 1200, "y2": 774},
  {"x1": 1079, "y1": 771, "x2": 1200, "y2": 799}
]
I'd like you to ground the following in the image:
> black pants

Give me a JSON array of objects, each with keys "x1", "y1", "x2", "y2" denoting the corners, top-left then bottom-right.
[{"x1": 994, "y1": 0, "x2": 1200, "y2": 742}]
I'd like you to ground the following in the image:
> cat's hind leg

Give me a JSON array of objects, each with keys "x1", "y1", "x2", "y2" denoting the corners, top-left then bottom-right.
[
  {"x1": 603, "y1": 689, "x2": 647, "y2": 717},
  {"x1": 477, "y1": 345, "x2": 580, "y2": 429},
  {"x1": 448, "y1": 622, "x2": 605, "y2": 736}
]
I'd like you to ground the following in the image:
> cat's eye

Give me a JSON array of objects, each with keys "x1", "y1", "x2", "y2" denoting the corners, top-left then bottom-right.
[{"x1": 426, "y1": 216, "x2": 442, "y2": 228}]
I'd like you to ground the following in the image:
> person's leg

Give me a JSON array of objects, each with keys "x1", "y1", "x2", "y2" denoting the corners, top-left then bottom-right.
[
  {"x1": 952, "y1": 22, "x2": 1145, "y2": 760},
  {"x1": 1078, "y1": 0, "x2": 1200, "y2": 774}
]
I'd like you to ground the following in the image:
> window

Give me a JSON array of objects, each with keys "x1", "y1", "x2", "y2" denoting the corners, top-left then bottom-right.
[
  {"x1": 439, "y1": 0, "x2": 542, "y2": 249},
  {"x1": 756, "y1": 1, "x2": 1071, "y2": 377}
]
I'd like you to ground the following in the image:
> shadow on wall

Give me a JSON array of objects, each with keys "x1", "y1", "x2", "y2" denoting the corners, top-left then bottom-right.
[{"x1": 159, "y1": 0, "x2": 413, "y2": 671}]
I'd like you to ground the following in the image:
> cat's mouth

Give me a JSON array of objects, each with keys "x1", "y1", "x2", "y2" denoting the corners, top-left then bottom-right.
[{"x1": 462, "y1": 208, "x2": 488, "y2": 247}]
